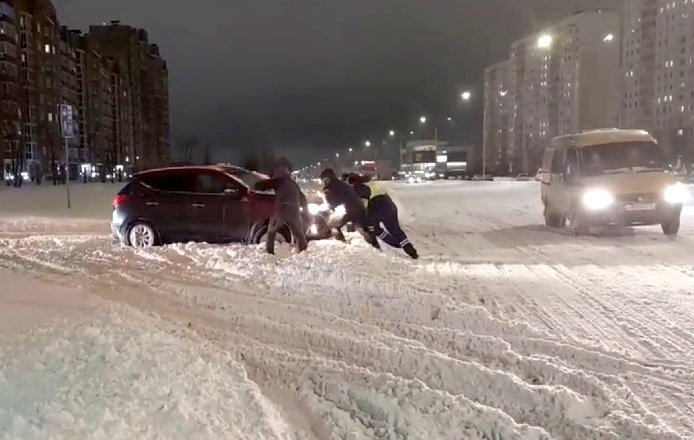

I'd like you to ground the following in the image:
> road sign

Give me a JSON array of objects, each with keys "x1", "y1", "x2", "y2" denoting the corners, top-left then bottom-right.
[{"x1": 60, "y1": 104, "x2": 74, "y2": 139}]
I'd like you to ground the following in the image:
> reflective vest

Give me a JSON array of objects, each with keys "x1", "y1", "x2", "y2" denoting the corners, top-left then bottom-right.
[{"x1": 363, "y1": 181, "x2": 388, "y2": 207}]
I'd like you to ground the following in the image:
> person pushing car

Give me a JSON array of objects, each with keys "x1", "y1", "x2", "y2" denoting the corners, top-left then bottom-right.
[
  {"x1": 348, "y1": 174, "x2": 419, "y2": 259},
  {"x1": 320, "y1": 168, "x2": 380, "y2": 249},
  {"x1": 254, "y1": 158, "x2": 308, "y2": 255}
]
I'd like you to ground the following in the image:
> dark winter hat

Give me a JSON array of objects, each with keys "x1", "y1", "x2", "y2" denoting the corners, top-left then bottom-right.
[
  {"x1": 320, "y1": 168, "x2": 337, "y2": 180},
  {"x1": 274, "y1": 157, "x2": 293, "y2": 172}
]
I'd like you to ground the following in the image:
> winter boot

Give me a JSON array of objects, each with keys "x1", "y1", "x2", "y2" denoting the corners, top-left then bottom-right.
[{"x1": 403, "y1": 243, "x2": 419, "y2": 260}]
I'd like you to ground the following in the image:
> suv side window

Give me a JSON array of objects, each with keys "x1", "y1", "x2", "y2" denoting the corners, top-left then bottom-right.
[
  {"x1": 194, "y1": 171, "x2": 238, "y2": 194},
  {"x1": 140, "y1": 170, "x2": 195, "y2": 192},
  {"x1": 550, "y1": 149, "x2": 564, "y2": 174}
]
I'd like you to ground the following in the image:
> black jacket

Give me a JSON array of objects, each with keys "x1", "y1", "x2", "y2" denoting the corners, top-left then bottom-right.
[
  {"x1": 323, "y1": 178, "x2": 366, "y2": 221},
  {"x1": 255, "y1": 174, "x2": 308, "y2": 215}
]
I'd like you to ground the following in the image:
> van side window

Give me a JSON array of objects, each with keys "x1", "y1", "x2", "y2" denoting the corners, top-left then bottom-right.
[
  {"x1": 565, "y1": 148, "x2": 579, "y2": 177},
  {"x1": 550, "y1": 150, "x2": 564, "y2": 173}
]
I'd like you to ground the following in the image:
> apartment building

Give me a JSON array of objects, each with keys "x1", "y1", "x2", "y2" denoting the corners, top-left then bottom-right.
[
  {"x1": 484, "y1": 10, "x2": 621, "y2": 173},
  {"x1": 1, "y1": 1, "x2": 169, "y2": 183},
  {"x1": 483, "y1": 60, "x2": 511, "y2": 174},
  {"x1": 89, "y1": 22, "x2": 170, "y2": 170},
  {"x1": 622, "y1": 0, "x2": 694, "y2": 163},
  {"x1": 0, "y1": 1, "x2": 19, "y2": 176}
]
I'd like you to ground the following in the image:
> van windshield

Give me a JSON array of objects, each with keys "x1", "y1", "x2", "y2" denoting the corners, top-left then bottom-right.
[{"x1": 580, "y1": 142, "x2": 669, "y2": 176}]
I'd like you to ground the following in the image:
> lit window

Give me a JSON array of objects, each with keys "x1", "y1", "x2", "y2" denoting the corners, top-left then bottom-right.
[
  {"x1": 47, "y1": 112, "x2": 53, "y2": 122},
  {"x1": 44, "y1": 44, "x2": 50, "y2": 54}
]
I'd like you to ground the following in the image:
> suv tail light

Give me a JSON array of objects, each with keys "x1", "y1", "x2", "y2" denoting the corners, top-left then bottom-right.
[{"x1": 113, "y1": 194, "x2": 131, "y2": 208}]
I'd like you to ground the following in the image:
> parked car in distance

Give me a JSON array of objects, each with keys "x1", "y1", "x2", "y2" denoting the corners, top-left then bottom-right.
[{"x1": 112, "y1": 165, "x2": 327, "y2": 247}]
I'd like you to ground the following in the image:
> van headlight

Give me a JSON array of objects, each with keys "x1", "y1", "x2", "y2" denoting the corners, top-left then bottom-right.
[
  {"x1": 664, "y1": 183, "x2": 690, "y2": 204},
  {"x1": 583, "y1": 189, "x2": 614, "y2": 211}
]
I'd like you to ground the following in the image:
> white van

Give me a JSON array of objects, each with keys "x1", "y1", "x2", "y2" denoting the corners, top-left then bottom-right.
[{"x1": 540, "y1": 129, "x2": 688, "y2": 235}]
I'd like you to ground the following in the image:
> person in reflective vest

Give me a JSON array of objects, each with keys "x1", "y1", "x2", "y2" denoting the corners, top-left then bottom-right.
[{"x1": 348, "y1": 175, "x2": 419, "y2": 259}]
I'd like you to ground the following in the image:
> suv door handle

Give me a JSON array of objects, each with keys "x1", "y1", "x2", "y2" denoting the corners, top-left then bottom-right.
[
  {"x1": 145, "y1": 201, "x2": 159, "y2": 206},
  {"x1": 192, "y1": 203, "x2": 206, "y2": 208}
]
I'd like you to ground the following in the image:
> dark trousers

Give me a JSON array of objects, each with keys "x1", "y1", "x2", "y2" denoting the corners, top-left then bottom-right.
[
  {"x1": 332, "y1": 211, "x2": 380, "y2": 249},
  {"x1": 266, "y1": 208, "x2": 308, "y2": 254},
  {"x1": 366, "y1": 200, "x2": 411, "y2": 249}
]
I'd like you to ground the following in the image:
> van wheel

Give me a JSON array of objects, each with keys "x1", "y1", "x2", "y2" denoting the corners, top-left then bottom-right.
[
  {"x1": 544, "y1": 204, "x2": 566, "y2": 228},
  {"x1": 661, "y1": 216, "x2": 681, "y2": 236},
  {"x1": 568, "y1": 205, "x2": 589, "y2": 236}
]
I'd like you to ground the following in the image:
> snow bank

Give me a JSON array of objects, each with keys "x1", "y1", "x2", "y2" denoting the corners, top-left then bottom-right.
[{"x1": 0, "y1": 306, "x2": 295, "y2": 440}]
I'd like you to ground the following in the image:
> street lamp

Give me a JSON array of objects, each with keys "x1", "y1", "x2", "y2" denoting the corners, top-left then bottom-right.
[
  {"x1": 364, "y1": 140, "x2": 371, "y2": 147},
  {"x1": 447, "y1": 117, "x2": 453, "y2": 121},
  {"x1": 420, "y1": 116, "x2": 427, "y2": 124},
  {"x1": 335, "y1": 153, "x2": 340, "y2": 158},
  {"x1": 461, "y1": 91, "x2": 472, "y2": 102},
  {"x1": 603, "y1": 33, "x2": 614, "y2": 42},
  {"x1": 389, "y1": 130, "x2": 396, "y2": 137},
  {"x1": 348, "y1": 147, "x2": 353, "y2": 152},
  {"x1": 537, "y1": 34, "x2": 553, "y2": 49}
]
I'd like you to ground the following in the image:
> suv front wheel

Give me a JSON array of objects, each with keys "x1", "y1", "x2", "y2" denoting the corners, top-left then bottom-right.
[{"x1": 252, "y1": 223, "x2": 293, "y2": 245}]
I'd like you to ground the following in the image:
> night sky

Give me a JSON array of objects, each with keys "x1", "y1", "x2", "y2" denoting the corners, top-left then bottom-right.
[{"x1": 54, "y1": 0, "x2": 620, "y2": 163}]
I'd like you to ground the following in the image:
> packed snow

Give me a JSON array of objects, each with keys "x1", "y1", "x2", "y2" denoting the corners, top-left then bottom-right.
[{"x1": 1, "y1": 180, "x2": 693, "y2": 439}]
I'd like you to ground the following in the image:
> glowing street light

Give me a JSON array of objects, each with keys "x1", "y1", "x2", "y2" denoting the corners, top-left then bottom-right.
[
  {"x1": 603, "y1": 33, "x2": 614, "y2": 42},
  {"x1": 447, "y1": 117, "x2": 453, "y2": 121},
  {"x1": 461, "y1": 91, "x2": 472, "y2": 101},
  {"x1": 409, "y1": 130, "x2": 415, "y2": 135},
  {"x1": 389, "y1": 130, "x2": 396, "y2": 137},
  {"x1": 348, "y1": 147, "x2": 353, "y2": 152},
  {"x1": 364, "y1": 140, "x2": 371, "y2": 147},
  {"x1": 420, "y1": 116, "x2": 427, "y2": 124},
  {"x1": 335, "y1": 153, "x2": 340, "y2": 158},
  {"x1": 537, "y1": 34, "x2": 553, "y2": 49}
]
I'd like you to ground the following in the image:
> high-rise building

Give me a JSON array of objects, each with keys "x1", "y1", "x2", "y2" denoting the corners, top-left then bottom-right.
[
  {"x1": 622, "y1": 0, "x2": 694, "y2": 164},
  {"x1": 89, "y1": 22, "x2": 170, "y2": 171},
  {"x1": 483, "y1": 60, "x2": 511, "y2": 175},
  {"x1": 484, "y1": 10, "x2": 621, "y2": 173},
  {"x1": 1, "y1": 1, "x2": 169, "y2": 183},
  {"x1": 0, "y1": 1, "x2": 20, "y2": 179}
]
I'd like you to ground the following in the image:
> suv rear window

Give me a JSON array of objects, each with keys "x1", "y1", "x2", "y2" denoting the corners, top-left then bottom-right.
[{"x1": 138, "y1": 170, "x2": 195, "y2": 192}]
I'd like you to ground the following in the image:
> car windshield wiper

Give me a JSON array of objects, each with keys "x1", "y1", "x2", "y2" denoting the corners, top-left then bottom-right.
[
  {"x1": 632, "y1": 166, "x2": 665, "y2": 173},
  {"x1": 602, "y1": 167, "x2": 634, "y2": 174}
]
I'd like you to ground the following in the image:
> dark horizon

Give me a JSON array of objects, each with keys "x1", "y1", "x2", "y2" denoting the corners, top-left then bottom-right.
[{"x1": 54, "y1": 0, "x2": 620, "y2": 164}]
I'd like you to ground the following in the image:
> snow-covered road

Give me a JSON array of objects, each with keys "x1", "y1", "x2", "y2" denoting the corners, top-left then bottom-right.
[{"x1": 1, "y1": 181, "x2": 693, "y2": 439}]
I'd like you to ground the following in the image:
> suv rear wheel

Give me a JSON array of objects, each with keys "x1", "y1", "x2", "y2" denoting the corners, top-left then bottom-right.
[{"x1": 125, "y1": 222, "x2": 158, "y2": 248}]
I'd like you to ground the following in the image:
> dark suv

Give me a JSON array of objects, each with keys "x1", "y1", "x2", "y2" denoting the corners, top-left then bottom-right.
[{"x1": 112, "y1": 165, "x2": 326, "y2": 247}]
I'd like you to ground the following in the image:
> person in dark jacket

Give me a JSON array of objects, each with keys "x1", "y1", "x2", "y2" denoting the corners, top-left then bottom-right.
[
  {"x1": 254, "y1": 158, "x2": 308, "y2": 255},
  {"x1": 320, "y1": 168, "x2": 380, "y2": 249},
  {"x1": 348, "y1": 175, "x2": 419, "y2": 259}
]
